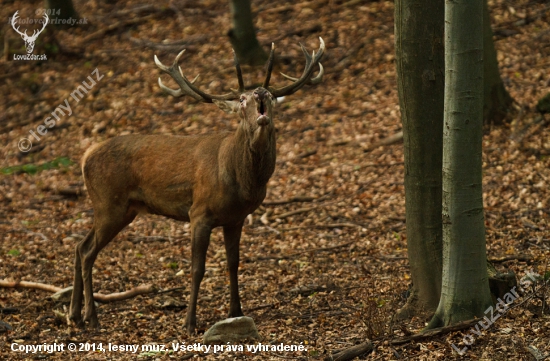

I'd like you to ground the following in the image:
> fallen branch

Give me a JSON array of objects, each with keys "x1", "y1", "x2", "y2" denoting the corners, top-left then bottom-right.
[
  {"x1": 364, "y1": 131, "x2": 403, "y2": 152},
  {"x1": 94, "y1": 285, "x2": 157, "y2": 303},
  {"x1": 0, "y1": 320, "x2": 12, "y2": 332},
  {"x1": 390, "y1": 318, "x2": 479, "y2": 345},
  {"x1": 128, "y1": 35, "x2": 207, "y2": 51},
  {"x1": 0, "y1": 280, "x2": 61, "y2": 293},
  {"x1": 253, "y1": 241, "x2": 354, "y2": 261},
  {"x1": 267, "y1": 23, "x2": 323, "y2": 44},
  {"x1": 263, "y1": 196, "x2": 317, "y2": 205},
  {"x1": 55, "y1": 187, "x2": 84, "y2": 197},
  {"x1": 78, "y1": 15, "x2": 155, "y2": 46},
  {"x1": 272, "y1": 222, "x2": 364, "y2": 232},
  {"x1": 324, "y1": 341, "x2": 373, "y2": 361},
  {"x1": 297, "y1": 149, "x2": 317, "y2": 159},
  {"x1": 318, "y1": 222, "x2": 363, "y2": 229},
  {"x1": 0, "y1": 280, "x2": 156, "y2": 303},
  {"x1": 270, "y1": 206, "x2": 319, "y2": 220},
  {"x1": 488, "y1": 255, "x2": 533, "y2": 263}
]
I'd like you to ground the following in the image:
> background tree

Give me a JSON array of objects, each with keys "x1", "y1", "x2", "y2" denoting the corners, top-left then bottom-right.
[
  {"x1": 483, "y1": 0, "x2": 513, "y2": 124},
  {"x1": 228, "y1": 0, "x2": 267, "y2": 66},
  {"x1": 394, "y1": 0, "x2": 444, "y2": 319},
  {"x1": 45, "y1": 0, "x2": 78, "y2": 22},
  {"x1": 427, "y1": 0, "x2": 493, "y2": 328}
]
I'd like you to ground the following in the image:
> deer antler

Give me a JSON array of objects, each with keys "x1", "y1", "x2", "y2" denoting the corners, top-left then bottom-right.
[
  {"x1": 155, "y1": 37, "x2": 325, "y2": 101},
  {"x1": 11, "y1": 11, "x2": 27, "y2": 38},
  {"x1": 267, "y1": 37, "x2": 325, "y2": 98},
  {"x1": 29, "y1": 12, "x2": 49, "y2": 41},
  {"x1": 154, "y1": 50, "x2": 240, "y2": 103},
  {"x1": 11, "y1": 11, "x2": 49, "y2": 41}
]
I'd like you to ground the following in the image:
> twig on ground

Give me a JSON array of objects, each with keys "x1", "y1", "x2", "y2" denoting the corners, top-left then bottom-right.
[
  {"x1": 78, "y1": 15, "x2": 155, "y2": 46},
  {"x1": 364, "y1": 131, "x2": 403, "y2": 152},
  {"x1": 264, "y1": 24, "x2": 323, "y2": 44},
  {"x1": 151, "y1": 286, "x2": 186, "y2": 295},
  {"x1": 245, "y1": 303, "x2": 278, "y2": 312},
  {"x1": 127, "y1": 235, "x2": 174, "y2": 243},
  {"x1": 0, "y1": 280, "x2": 62, "y2": 293},
  {"x1": 324, "y1": 341, "x2": 374, "y2": 361},
  {"x1": 0, "y1": 280, "x2": 156, "y2": 303},
  {"x1": 297, "y1": 149, "x2": 317, "y2": 159},
  {"x1": 390, "y1": 318, "x2": 479, "y2": 345},
  {"x1": 270, "y1": 206, "x2": 319, "y2": 220},
  {"x1": 488, "y1": 255, "x2": 533, "y2": 263},
  {"x1": 128, "y1": 35, "x2": 207, "y2": 51},
  {"x1": 263, "y1": 196, "x2": 317, "y2": 205},
  {"x1": 253, "y1": 241, "x2": 354, "y2": 261}
]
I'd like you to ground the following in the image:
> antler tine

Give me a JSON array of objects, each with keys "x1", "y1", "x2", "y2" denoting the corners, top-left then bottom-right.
[
  {"x1": 233, "y1": 49, "x2": 245, "y2": 93},
  {"x1": 11, "y1": 11, "x2": 26, "y2": 37},
  {"x1": 263, "y1": 43, "x2": 275, "y2": 88},
  {"x1": 280, "y1": 62, "x2": 324, "y2": 85},
  {"x1": 154, "y1": 50, "x2": 238, "y2": 103},
  {"x1": 30, "y1": 12, "x2": 48, "y2": 40},
  {"x1": 269, "y1": 37, "x2": 325, "y2": 98},
  {"x1": 154, "y1": 50, "x2": 204, "y2": 101}
]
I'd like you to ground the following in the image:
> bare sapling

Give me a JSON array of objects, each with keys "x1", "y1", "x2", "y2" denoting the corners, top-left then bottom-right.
[{"x1": 69, "y1": 38, "x2": 325, "y2": 334}]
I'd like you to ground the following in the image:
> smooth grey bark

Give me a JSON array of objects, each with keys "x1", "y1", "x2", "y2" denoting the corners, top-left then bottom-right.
[
  {"x1": 427, "y1": 0, "x2": 493, "y2": 328},
  {"x1": 228, "y1": 0, "x2": 267, "y2": 66},
  {"x1": 394, "y1": 0, "x2": 444, "y2": 319},
  {"x1": 45, "y1": 0, "x2": 78, "y2": 22},
  {"x1": 483, "y1": 0, "x2": 513, "y2": 124}
]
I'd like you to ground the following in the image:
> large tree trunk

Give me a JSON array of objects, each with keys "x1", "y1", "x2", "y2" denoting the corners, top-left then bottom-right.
[
  {"x1": 394, "y1": 0, "x2": 444, "y2": 319},
  {"x1": 483, "y1": 0, "x2": 513, "y2": 124},
  {"x1": 228, "y1": 0, "x2": 267, "y2": 66},
  {"x1": 427, "y1": 0, "x2": 493, "y2": 328}
]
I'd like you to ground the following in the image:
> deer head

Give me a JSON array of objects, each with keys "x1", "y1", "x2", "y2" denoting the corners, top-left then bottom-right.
[
  {"x1": 153, "y1": 38, "x2": 324, "y2": 154},
  {"x1": 11, "y1": 11, "x2": 49, "y2": 54}
]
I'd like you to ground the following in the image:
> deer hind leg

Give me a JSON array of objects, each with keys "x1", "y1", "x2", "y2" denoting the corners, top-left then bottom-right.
[
  {"x1": 80, "y1": 206, "x2": 137, "y2": 328},
  {"x1": 185, "y1": 217, "x2": 212, "y2": 335},
  {"x1": 223, "y1": 222, "x2": 245, "y2": 318},
  {"x1": 69, "y1": 228, "x2": 95, "y2": 327}
]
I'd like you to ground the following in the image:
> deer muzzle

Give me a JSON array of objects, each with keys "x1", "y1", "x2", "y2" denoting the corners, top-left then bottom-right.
[
  {"x1": 257, "y1": 114, "x2": 269, "y2": 126},
  {"x1": 254, "y1": 89, "x2": 271, "y2": 126}
]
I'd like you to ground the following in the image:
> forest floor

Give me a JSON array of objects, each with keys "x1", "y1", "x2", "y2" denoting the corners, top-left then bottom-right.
[{"x1": 1, "y1": 0, "x2": 549, "y2": 360}]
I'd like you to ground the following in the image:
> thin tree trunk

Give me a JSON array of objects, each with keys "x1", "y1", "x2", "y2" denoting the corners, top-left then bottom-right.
[
  {"x1": 427, "y1": 0, "x2": 492, "y2": 328},
  {"x1": 483, "y1": 0, "x2": 513, "y2": 124},
  {"x1": 394, "y1": 0, "x2": 444, "y2": 319},
  {"x1": 45, "y1": 0, "x2": 78, "y2": 22},
  {"x1": 228, "y1": 0, "x2": 267, "y2": 66}
]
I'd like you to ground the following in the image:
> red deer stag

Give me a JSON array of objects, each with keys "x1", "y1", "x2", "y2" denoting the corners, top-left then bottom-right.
[{"x1": 69, "y1": 38, "x2": 325, "y2": 334}]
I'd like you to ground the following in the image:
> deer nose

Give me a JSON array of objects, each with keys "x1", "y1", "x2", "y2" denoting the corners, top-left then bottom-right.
[{"x1": 257, "y1": 115, "x2": 269, "y2": 126}]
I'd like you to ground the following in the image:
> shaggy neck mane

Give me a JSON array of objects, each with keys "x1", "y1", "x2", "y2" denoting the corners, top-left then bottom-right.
[{"x1": 228, "y1": 123, "x2": 276, "y2": 200}]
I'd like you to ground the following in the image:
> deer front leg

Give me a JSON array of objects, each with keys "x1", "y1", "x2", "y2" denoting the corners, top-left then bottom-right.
[
  {"x1": 185, "y1": 219, "x2": 212, "y2": 335},
  {"x1": 69, "y1": 229, "x2": 95, "y2": 327},
  {"x1": 223, "y1": 222, "x2": 244, "y2": 318}
]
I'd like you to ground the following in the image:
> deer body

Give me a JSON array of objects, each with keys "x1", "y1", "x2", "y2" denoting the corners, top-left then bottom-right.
[
  {"x1": 69, "y1": 39, "x2": 324, "y2": 334},
  {"x1": 84, "y1": 122, "x2": 276, "y2": 219}
]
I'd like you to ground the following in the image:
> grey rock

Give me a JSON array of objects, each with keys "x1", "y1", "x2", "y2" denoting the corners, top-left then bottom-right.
[{"x1": 203, "y1": 316, "x2": 260, "y2": 344}]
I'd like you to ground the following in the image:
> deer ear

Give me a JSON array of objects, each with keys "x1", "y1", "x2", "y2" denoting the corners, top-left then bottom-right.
[{"x1": 213, "y1": 100, "x2": 239, "y2": 114}]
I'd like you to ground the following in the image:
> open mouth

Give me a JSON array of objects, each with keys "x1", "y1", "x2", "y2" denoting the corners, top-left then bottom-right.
[{"x1": 256, "y1": 100, "x2": 269, "y2": 126}]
